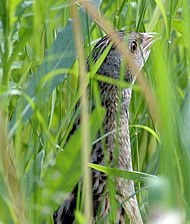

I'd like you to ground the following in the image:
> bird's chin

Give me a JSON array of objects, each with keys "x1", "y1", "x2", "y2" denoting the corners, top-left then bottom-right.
[{"x1": 142, "y1": 49, "x2": 151, "y2": 66}]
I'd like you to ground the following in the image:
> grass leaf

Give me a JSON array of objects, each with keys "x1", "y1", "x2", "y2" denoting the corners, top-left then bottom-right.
[{"x1": 89, "y1": 163, "x2": 157, "y2": 183}]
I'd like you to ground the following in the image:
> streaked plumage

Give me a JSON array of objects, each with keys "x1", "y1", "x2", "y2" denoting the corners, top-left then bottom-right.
[{"x1": 54, "y1": 30, "x2": 158, "y2": 224}]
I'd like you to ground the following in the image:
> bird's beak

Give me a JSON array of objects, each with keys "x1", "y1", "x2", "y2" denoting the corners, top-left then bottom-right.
[
  {"x1": 140, "y1": 32, "x2": 161, "y2": 52},
  {"x1": 139, "y1": 32, "x2": 161, "y2": 62}
]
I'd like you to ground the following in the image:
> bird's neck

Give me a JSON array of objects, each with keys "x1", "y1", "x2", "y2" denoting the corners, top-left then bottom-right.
[
  {"x1": 99, "y1": 83, "x2": 133, "y2": 115},
  {"x1": 99, "y1": 82, "x2": 133, "y2": 169}
]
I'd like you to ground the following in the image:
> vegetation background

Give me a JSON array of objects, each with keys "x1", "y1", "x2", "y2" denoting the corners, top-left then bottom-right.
[{"x1": 0, "y1": 0, "x2": 190, "y2": 223}]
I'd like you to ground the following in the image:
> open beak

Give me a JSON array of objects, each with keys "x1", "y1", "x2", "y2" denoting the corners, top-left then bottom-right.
[
  {"x1": 140, "y1": 32, "x2": 161, "y2": 51},
  {"x1": 139, "y1": 32, "x2": 161, "y2": 62}
]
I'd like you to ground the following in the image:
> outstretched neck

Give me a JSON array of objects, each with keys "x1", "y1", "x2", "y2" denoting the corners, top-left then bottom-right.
[
  {"x1": 99, "y1": 83, "x2": 143, "y2": 224},
  {"x1": 99, "y1": 82, "x2": 133, "y2": 168},
  {"x1": 99, "y1": 82, "x2": 133, "y2": 112}
]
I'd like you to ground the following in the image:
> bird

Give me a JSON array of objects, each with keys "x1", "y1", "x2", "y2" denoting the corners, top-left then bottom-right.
[{"x1": 53, "y1": 30, "x2": 159, "y2": 224}]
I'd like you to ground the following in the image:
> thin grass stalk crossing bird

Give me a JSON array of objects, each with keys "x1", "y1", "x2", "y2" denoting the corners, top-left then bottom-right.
[{"x1": 53, "y1": 30, "x2": 159, "y2": 224}]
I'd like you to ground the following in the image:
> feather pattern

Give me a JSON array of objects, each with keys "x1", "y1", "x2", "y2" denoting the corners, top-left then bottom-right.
[{"x1": 54, "y1": 30, "x2": 158, "y2": 224}]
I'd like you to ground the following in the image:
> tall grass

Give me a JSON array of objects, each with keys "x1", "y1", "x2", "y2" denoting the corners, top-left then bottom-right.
[{"x1": 0, "y1": 0, "x2": 189, "y2": 223}]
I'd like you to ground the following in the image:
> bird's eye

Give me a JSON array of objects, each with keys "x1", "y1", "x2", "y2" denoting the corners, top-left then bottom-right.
[{"x1": 131, "y1": 41, "x2": 137, "y2": 53}]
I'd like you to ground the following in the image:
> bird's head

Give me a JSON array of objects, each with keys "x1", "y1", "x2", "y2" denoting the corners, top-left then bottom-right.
[
  {"x1": 127, "y1": 32, "x2": 160, "y2": 68},
  {"x1": 123, "y1": 31, "x2": 160, "y2": 82},
  {"x1": 87, "y1": 31, "x2": 160, "y2": 83}
]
